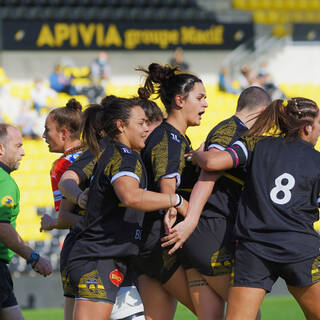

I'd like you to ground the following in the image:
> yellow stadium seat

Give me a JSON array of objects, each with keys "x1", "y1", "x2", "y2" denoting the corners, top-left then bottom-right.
[
  {"x1": 247, "y1": 0, "x2": 259, "y2": 9},
  {"x1": 233, "y1": 0, "x2": 247, "y2": 10},
  {"x1": 272, "y1": 24, "x2": 288, "y2": 37},
  {"x1": 253, "y1": 10, "x2": 268, "y2": 24}
]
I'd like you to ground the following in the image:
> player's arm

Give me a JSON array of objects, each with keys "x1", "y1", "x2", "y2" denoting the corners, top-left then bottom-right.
[
  {"x1": 58, "y1": 170, "x2": 87, "y2": 209},
  {"x1": 112, "y1": 176, "x2": 187, "y2": 215},
  {"x1": 40, "y1": 198, "x2": 82, "y2": 231},
  {"x1": 192, "y1": 148, "x2": 234, "y2": 171},
  {"x1": 160, "y1": 177, "x2": 184, "y2": 234},
  {"x1": 161, "y1": 169, "x2": 221, "y2": 254},
  {"x1": 0, "y1": 223, "x2": 52, "y2": 276}
]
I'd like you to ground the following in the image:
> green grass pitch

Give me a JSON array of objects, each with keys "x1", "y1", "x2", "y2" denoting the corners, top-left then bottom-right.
[{"x1": 21, "y1": 295, "x2": 305, "y2": 319}]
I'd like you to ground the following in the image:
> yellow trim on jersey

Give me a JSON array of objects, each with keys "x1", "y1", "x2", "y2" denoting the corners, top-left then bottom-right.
[
  {"x1": 177, "y1": 188, "x2": 192, "y2": 193},
  {"x1": 223, "y1": 173, "x2": 244, "y2": 186}
]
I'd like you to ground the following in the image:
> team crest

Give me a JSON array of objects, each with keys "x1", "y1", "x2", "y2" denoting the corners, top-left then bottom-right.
[
  {"x1": 109, "y1": 269, "x2": 124, "y2": 287},
  {"x1": 1, "y1": 195, "x2": 14, "y2": 208},
  {"x1": 85, "y1": 279, "x2": 100, "y2": 293}
]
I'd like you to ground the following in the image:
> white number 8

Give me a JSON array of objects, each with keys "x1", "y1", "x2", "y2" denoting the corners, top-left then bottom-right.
[{"x1": 270, "y1": 173, "x2": 295, "y2": 205}]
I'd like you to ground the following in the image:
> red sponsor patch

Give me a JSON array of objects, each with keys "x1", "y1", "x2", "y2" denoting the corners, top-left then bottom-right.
[{"x1": 109, "y1": 269, "x2": 124, "y2": 287}]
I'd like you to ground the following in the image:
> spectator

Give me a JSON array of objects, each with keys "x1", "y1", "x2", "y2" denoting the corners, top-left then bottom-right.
[
  {"x1": 256, "y1": 69, "x2": 286, "y2": 100},
  {"x1": 169, "y1": 47, "x2": 190, "y2": 71},
  {"x1": 90, "y1": 52, "x2": 111, "y2": 86},
  {"x1": 218, "y1": 67, "x2": 241, "y2": 94},
  {"x1": 86, "y1": 52, "x2": 111, "y2": 103},
  {"x1": 49, "y1": 64, "x2": 78, "y2": 96},
  {"x1": 238, "y1": 64, "x2": 253, "y2": 89},
  {"x1": 31, "y1": 78, "x2": 57, "y2": 114},
  {"x1": 15, "y1": 103, "x2": 41, "y2": 140}
]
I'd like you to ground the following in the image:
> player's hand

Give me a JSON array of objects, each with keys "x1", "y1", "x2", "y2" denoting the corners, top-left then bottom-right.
[
  {"x1": 40, "y1": 214, "x2": 56, "y2": 232},
  {"x1": 32, "y1": 257, "x2": 53, "y2": 277},
  {"x1": 77, "y1": 188, "x2": 88, "y2": 209},
  {"x1": 164, "y1": 207, "x2": 177, "y2": 235},
  {"x1": 161, "y1": 219, "x2": 196, "y2": 255}
]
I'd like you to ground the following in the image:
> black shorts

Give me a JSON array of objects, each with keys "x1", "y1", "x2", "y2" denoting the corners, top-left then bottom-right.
[
  {"x1": 60, "y1": 230, "x2": 78, "y2": 298},
  {"x1": 132, "y1": 245, "x2": 180, "y2": 284},
  {"x1": 0, "y1": 261, "x2": 18, "y2": 309},
  {"x1": 234, "y1": 242, "x2": 320, "y2": 292},
  {"x1": 67, "y1": 258, "x2": 128, "y2": 304},
  {"x1": 180, "y1": 216, "x2": 234, "y2": 277}
]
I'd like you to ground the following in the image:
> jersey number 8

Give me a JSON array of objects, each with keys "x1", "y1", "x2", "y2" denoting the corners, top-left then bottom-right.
[{"x1": 270, "y1": 173, "x2": 295, "y2": 205}]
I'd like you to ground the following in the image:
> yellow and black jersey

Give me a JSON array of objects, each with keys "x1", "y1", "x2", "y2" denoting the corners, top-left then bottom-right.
[
  {"x1": 68, "y1": 137, "x2": 110, "y2": 188},
  {"x1": 140, "y1": 120, "x2": 199, "y2": 254},
  {"x1": 66, "y1": 138, "x2": 111, "y2": 217},
  {"x1": 68, "y1": 141, "x2": 147, "y2": 262},
  {"x1": 226, "y1": 136, "x2": 320, "y2": 263},
  {"x1": 203, "y1": 116, "x2": 248, "y2": 219},
  {"x1": 142, "y1": 120, "x2": 199, "y2": 198}
]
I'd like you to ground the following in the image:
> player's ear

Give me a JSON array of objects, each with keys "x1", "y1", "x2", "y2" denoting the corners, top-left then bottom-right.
[
  {"x1": 116, "y1": 119, "x2": 125, "y2": 134},
  {"x1": 303, "y1": 124, "x2": 312, "y2": 135},
  {"x1": 60, "y1": 127, "x2": 69, "y2": 141},
  {"x1": 174, "y1": 94, "x2": 184, "y2": 109},
  {"x1": 0, "y1": 143, "x2": 5, "y2": 156}
]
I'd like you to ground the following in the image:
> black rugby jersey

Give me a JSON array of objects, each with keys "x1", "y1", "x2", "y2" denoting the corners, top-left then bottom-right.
[
  {"x1": 140, "y1": 121, "x2": 199, "y2": 253},
  {"x1": 227, "y1": 136, "x2": 320, "y2": 263},
  {"x1": 68, "y1": 141, "x2": 147, "y2": 262},
  {"x1": 142, "y1": 120, "x2": 199, "y2": 198},
  {"x1": 68, "y1": 137, "x2": 110, "y2": 187},
  {"x1": 203, "y1": 115, "x2": 248, "y2": 219}
]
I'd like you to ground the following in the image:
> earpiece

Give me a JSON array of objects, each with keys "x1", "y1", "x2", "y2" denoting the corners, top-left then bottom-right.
[{"x1": 308, "y1": 125, "x2": 312, "y2": 133}]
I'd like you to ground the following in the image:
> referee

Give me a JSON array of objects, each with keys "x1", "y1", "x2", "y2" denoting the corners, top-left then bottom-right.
[{"x1": 0, "y1": 124, "x2": 52, "y2": 320}]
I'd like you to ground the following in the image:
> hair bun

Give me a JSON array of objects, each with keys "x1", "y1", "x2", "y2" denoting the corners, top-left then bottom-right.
[
  {"x1": 148, "y1": 63, "x2": 176, "y2": 84},
  {"x1": 101, "y1": 95, "x2": 117, "y2": 108},
  {"x1": 138, "y1": 87, "x2": 150, "y2": 100},
  {"x1": 66, "y1": 98, "x2": 82, "y2": 112}
]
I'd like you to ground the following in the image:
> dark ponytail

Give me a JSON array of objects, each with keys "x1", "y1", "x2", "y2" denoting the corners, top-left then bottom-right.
[
  {"x1": 247, "y1": 97, "x2": 319, "y2": 140},
  {"x1": 81, "y1": 103, "x2": 104, "y2": 157},
  {"x1": 136, "y1": 63, "x2": 202, "y2": 114}
]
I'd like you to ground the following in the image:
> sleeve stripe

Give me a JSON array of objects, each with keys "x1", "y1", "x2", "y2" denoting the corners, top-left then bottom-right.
[
  {"x1": 0, "y1": 220, "x2": 10, "y2": 223},
  {"x1": 233, "y1": 141, "x2": 248, "y2": 160},
  {"x1": 161, "y1": 173, "x2": 181, "y2": 188},
  {"x1": 111, "y1": 171, "x2": 140, "y2": 184},
  {"x1": 226, "y1": 148, "x2": 239, "y2": 167},
  {"x1": 207, "y1": 144, "x2": 225, "y2": 151}
]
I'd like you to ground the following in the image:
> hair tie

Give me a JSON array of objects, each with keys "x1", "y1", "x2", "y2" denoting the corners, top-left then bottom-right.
[{"x1": 282, "y1": 100, "x2": 288, "y2": 107}]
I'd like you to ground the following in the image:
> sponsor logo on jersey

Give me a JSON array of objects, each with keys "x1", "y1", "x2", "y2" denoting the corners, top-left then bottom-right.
[
  {"x1": 170, "y1": 133, "x2": 180, "y2": 143},
  {"x1": 122, "y1": 147, "x2": 131, "y2": 154},
  {"x1": 109, "y1": 269, "x2": 124, "y2": 287},
  {"x1": 1, "y1": 195, "x2": 14, "y2": 208}
]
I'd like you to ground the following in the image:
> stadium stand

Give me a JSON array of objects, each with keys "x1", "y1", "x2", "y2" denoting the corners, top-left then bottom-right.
[{"x1": 0, "y1": 0, "x2": 215, "y2": 21}]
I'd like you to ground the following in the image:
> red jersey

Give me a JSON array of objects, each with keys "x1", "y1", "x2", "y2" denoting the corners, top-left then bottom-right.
[{"x1": 50, "y1": 147, "x2": 83, "y2": 211}]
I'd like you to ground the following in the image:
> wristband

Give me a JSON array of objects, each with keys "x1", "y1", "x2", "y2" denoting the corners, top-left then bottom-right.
[{"x1": 174, "y1": 194, "x2": 183, "y2": 208}]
